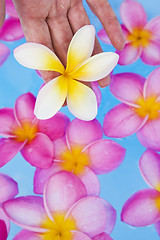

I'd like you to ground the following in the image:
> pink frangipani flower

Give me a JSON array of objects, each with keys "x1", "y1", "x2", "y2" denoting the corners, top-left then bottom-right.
[
  {"x1": 0, "y1": 173, "x2": 18, "y2": 240},
  {"x1": 98, "y1": 0, "x2": 160, "y2": 65},
  {"x1": 104, "y1": 68, "x2": 160, "y2": 151},
  {"x1": 121, "y1": 149, "x2": 160, "y2": 236},
  {"x1": 0, "y1": 92, "x2": 69, "y2": 168},
  {"x1": 4, "y1": 171, "x2": 116, "y2": 240},
  {"x1": 34, "y1": 118, "x2": 126, "y2": 196}
]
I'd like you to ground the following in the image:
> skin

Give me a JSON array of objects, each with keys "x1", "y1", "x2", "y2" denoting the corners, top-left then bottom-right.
[{"x1": 0, "y1": 0, "x2": 125, "y2": 87}]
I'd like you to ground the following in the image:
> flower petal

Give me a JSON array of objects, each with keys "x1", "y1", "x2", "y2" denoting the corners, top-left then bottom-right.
[
  {"x1": 103, "y1": 104, "x2": 147, "y2": 138},
  {"x1": 3, "y1": 196, "x2": 48, "y2": 232},
  {"x1": 14, "y1": 230, "x2": 42, "y2": 240},
  {"x1": 34, "y1": 76, "x2": 67, "y2": 120},
  {"x1": 143, "y1": 67, "x2": 160, "y2": 99},
  {"x1": 66, "y1": 118, "x2": 103, "y2": 148},
  {"x1": 70, "y1": 53, "x2": 119, "y2": 82},
  {"x1": 54, "y1": 137, "x2": 69, "y2": 159},
  {"x1": 121, "y1": 189, "x2": 160, "y2": 226},
  {"x1": 44, "y1": 172, "x2": 87, "y2": 219},
  {"x1": 0, "y1": 138, "x2": 24, "y2": 167},
  {"x1": 0, "y1": 108, "x2": 18, "y2": 137},
  {"x1": 0, "y1": 207, "x2": 10, "y2": 233},
  {"x1": 38, "y1": 112, "x2": 69, "y2": 141},
  {"x1": 0, "y1": 219, "x2": 8, "y2": 240},
  {"x1": 79, "y1": 167, "x2": 100, "y2": 196},
  {"x1": 91, "y1": 82, "x2": 102, "y2": 107},
  {"x1": 145, "y1": 16, "x2": 160, "y2": 42},
  {"x1": 0, "y1": 43, "x2": 10, "y2": 66},
  {"x1": 110, "y1": 73, "x2": 144, "y2": 105},
  {"x1": 0, "y1": 174, "x2": 18, "y2": 203},
  {"x1": 21, "y1": 133, "x2": 54, "y2": 168},
  {"x1": 155, "y1": 220, "x2": 160, "y2": 236},
  {"x1": 92, "y1": 233, "x2": 113, "y2": 240},
  {"x1": 67, "y1": 79, "x2": 97, "y2": 121},
  {"x1": 97, "y1": 29, "x2": 111, "y2": 44},
  {"x1": 120, "y1": 0, "x2": 147, "y2": 32},
  {"x1": 33, "y1": 163, "x2": 62, "y2": 195},
  {"x1": 71, "y1": 231, "x2": 92, "y2": 240},
  {"x1": 66, "y1": 25, "x2": 95, "y2": 73},
  {"x1": 141, "y1": 41, "x2": 160, "y2": 65},
  {"x1": 14, "y1": 43, "x2": 65, "y2": 73},
  {"x1": 137, "y1": 118, "x2": 160, "y2": 151},
  {"x1": 70, "y1": 196, "x2": 116, "y2": 237},
  {"x1": 14, "y1": 93, "x2": 36, "y2": 124},
  {"x1": 116, "y1": 43, "x2": 141, "y2": 65},
  {"x1": 0, "y1": 17, "x2": 23, "y2": 41},
  {"x1": 139, "y1": 150, "x2": 160, "y2": 191},
  {"x1": 6, "y1": 0, "x2": 18, "y2": 17},
  {"x1": 84, "y1": 140, "x2": 126, "y2": 174}
]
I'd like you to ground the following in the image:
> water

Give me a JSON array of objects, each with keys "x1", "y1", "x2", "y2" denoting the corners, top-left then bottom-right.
[{"x1": 0, "y1": 0, "x2": 160, "y2": 239}]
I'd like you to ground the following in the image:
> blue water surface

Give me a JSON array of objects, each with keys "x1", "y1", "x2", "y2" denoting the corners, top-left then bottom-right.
[{"x1": 0, "y1": 0, "x2": 160, "y2": 239}]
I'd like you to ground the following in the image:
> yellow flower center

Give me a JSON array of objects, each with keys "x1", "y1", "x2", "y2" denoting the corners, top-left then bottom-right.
[
  {"x1": 156, "y1": 196, "x2": 160, "y2": 211},
  {"x1": 127, "y1": 28, "x2": 152, "y2": 48},
  {"x1": 134, "y1": 96, "x2": 160, "y2": 120},
  {"x1": 13, "y1": 121, "x2": 38, "y2": 142},
  {"x1": 41, "y1": 213, "x2": 77, "y2": 240},
  {"x1": 59, "y1": 146, "x2": 89, "y2": 175}
]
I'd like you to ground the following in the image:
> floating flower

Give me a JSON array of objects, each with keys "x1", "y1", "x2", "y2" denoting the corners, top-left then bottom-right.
[
  {"x1": 34, "y1": 119, "x2": 125, "y2": 196},
  {"x1": 0, "y1": 173, "x2": 18, "y2": 240},
  {"x1": 0, "y1": 92, "x2": 69, "y2": 168},
  {"x1": 98, "y1": 0, "x2": 160, "y2": 65},
  {"x1": 0, "y1": 43, "x2": 10, "y2": 66},
  {"x1": 103, "y1": 68, "x2": 160, "y2": 151},
  {"x1": 121, "y1": 149, "x2": 160, "y2": 236},
  {"x1": 13, "y1": 25, "x2": 119, "y2": 121},
  {"x1": 4, "y1": 171, "x2": 116, "y2": 240}
]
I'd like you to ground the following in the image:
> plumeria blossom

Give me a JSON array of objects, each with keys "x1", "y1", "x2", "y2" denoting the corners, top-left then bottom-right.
[
  {"x1": 121, "y1": 149, "x2": 160, "y2": 236},
  {"x1": 0, "y1": 173, "x2": 18, "y2": 240},
  {"x1": 4, "y1": 171, "x2": 116, "y2": 240},
  {"x1": 13, "y1": 25, "x2": 119, "y2": 121},
  {"x1": 0, "y1": 92, "x2": 69, "y2": 168},
  {"x1": 104, "y1": 68, "x2": 160, "y2": 151},
  {"x1": 98, "y1": 0, "x2": 160, "y2": 65},
  {"x1": 34, "y1": 119, "x2": 126, "y2": 196},
  {"x1": 0, "y1": 43, "x2": 10, "y2": 66}
]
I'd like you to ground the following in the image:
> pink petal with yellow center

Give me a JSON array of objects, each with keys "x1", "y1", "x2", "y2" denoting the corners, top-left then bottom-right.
[
  {"x1": 44, "y1": 172, "x2": 87, "y2": 220},
  {"x1": 155, "y1": 220, "x2": 160, "y2": 236},
  {"x1": 103, "y1": 104, "x2": 147, "y2": 138},
  {"x1": 116, "y1": 43, "x2": 141, "y2": 65},
  {"x1": 34, "y1": 163, "x2": 63, "y2": 195},
  {"x1": 145, "y1": 16, "x2": 160, "y2": 42},
  {"x1": 141, "y1": 41, "x2": 160, "y2": 65},
  {"x1": 3, "y1": 196, "x2": 48, "y2": 232},
  {"x1": 66, "y1": 119, "x2": 103, "y2": 148},
  {"x1": 120, "y1": 0, "x2": 147, "y2": 32},
  {"x1": 121, "y1": 189, "x2": 160, "y2": 226},
  {"x1": 14, "y1": 93, "x2": 36, "y2": 124},
  {"x1": 84, "y1": 140, "x2": 126, "y2": 174},
  {"x1": 0, "y1": 138, "x2": 24, "y2": 167},
  {"x1": 110, "y1": 73, "x2": 144, "y2": 106},
  {"x1": 21, "y1": 132, "x2": 54, "y2": 168},
  {"x1": 0, "y1": 17, "x2": 23, "y2": 41},
  {"x1": 0, "y1": 174, "x2": 18, "y2": 203},
  {"x1": 6, "y1": 0, "x2": 18, "y2": 18},
  {"x1": 91, "y1": 82, "x2": 102, "y2": 107},
  {"x1": 13, "y1": 230, "x2": 42, "y2": 240},
  {"x1": 54, "y1": 137, "x2": 69, "y2": 159},
  {"x1": 38, "y1": 112, "x2": 70, "y2": 141},
  {"x1": 92, "y1": 233, "x2": 113, "y2": 240},
  {"x1": 137, "y1": 118, "x2": 160, "y2": 151},
  {"x1": 0, "y1": 108, "x2": 18, "y2": 137},
  {"x1": 69, "y1": 196, "x2": 116, "y2": 237},
  {"x1": 78, "y1": 167, "x2": 100, "y2": 196},
  {"x1": 0, "y1": 207, "x2": 10, "y2": 233},
  {"x1": 139, "y1": 150, "x2": 160, "y2": 191},
  {"x1": 143, "y1": 68, "x2": 160, "y2": 99},
  {"x1": 0, "y1": 43, "x2": 10, "y2": 66}
]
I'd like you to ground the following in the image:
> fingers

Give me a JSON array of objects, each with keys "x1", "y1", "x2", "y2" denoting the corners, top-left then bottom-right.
[
  {"x1": 86, "y1": 0, "x2": 125, "y2": 50},
  {"x1": 0, "y1": 0, "x2": 5, "y2": 28},
  {"x1": 68, "y1": 1, "x2": 110, "y2": 88}
]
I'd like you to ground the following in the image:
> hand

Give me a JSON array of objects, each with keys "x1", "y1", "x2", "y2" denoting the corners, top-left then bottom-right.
[{"x1": 0, "y1": 0, "x2": 125, "y2": 87}]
